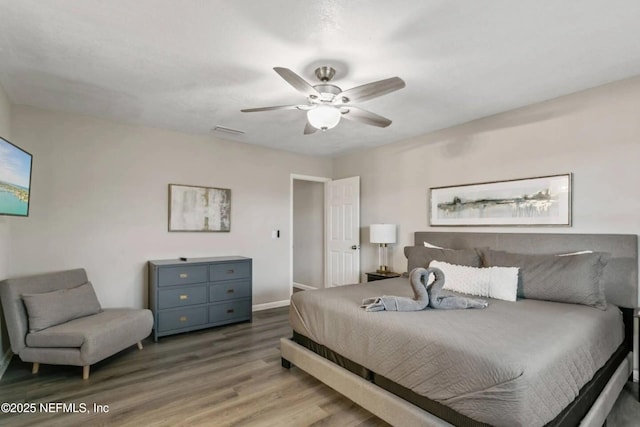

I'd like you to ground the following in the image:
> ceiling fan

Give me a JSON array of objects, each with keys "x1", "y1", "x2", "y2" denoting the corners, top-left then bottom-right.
[{"x1": 241, "y1": 66, "x2": 406, "y2": 134}]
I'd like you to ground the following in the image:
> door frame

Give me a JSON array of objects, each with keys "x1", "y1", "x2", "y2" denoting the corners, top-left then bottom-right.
[{"x1": 290, "y1": 174, "x2": 331, "y2": 297}]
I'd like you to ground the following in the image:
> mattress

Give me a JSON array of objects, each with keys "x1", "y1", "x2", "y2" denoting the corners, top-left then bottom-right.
[{"x1": 289, "y1": 278, "x2": 624, "y2": 427}]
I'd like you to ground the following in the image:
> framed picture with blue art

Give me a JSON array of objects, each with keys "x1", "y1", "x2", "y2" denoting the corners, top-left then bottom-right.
[
  {"x1": 429, "y1": 173, "x2": 571, "y2": 226},
  {"x1": 0, "y1": 135, "x2": 33, "y2": 217}
]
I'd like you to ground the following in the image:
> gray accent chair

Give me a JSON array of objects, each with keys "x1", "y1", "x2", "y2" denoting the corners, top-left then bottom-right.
[{"x1": 0, "y1": 268, "x2": 153, "y2": 379}]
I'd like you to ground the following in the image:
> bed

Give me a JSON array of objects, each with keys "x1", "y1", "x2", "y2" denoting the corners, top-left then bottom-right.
[{"x1": 280, "y1": 232, "x2": 638, "y2": 427}]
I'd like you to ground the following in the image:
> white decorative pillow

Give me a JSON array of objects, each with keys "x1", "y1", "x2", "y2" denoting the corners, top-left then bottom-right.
[
  {"x1": 423, "y1": 241, "x2": 445, "y2": 249},
  {"x1": 557, "y1": 250, "x2": 593, "y2": 256},
  {"x1": 429, "y1": 260, "x2": 519, "y2": 302}
]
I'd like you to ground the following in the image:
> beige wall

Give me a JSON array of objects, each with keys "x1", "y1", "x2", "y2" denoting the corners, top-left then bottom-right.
[
  {"x1": 9, "y1": 106, "x2": 332, "y2": 309},
  {"x1": 0, "y1": 84, "x2": 10, "y2": 138},
  {"x1": 293, "y1": 179, "x2": 324, "y2": 288},
  {"x1": 0, "y1": 83, "x2": 11, "y2": 278},
  {"x1": 0, "y1": 83, "x2": 12, "y2": 356},
  {"x1": 333, "y1": 76, "x2": 640, "y2": 281}
]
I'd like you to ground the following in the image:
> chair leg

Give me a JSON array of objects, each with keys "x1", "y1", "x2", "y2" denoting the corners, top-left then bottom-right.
[
  {"x1": 82, "y1": 365, "x2": 90, "y2": 380},
  {"x1": 136, "y1": 341, "x2": 143, "y2": 350},
  {"x1": 32, "y1": 362, "x2": 39, "y2": 374}
]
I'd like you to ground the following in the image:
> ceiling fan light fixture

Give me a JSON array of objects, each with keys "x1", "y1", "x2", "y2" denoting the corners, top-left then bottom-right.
[
  {"x1": 241, "y1": 66, "x2": 405, "y2": 134},
  {"x1": 307, "y1": 105, "x2": 341, "y2": 131}
]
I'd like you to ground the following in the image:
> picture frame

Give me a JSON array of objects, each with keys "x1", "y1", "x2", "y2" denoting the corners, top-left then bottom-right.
[
  {"x1": 0, "y1": 135, "x2": 33, "y2": 217},
  {"x1": 168, "y1": 184, "x2": 231, "y2": 232},
  {"x1": 429, "y1": 173, "x2": 571, "y2": 227}
]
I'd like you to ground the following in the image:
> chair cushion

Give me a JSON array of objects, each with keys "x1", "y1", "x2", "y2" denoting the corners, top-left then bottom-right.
[
  {"x1": 22, "y1": 282, "x2": 102, "y2": 332},
  {"x1": 26, "y1": 308, "x2": 147, "y2": 348}
]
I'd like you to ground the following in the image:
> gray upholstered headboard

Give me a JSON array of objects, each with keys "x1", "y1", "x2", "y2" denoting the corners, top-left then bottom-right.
[{"x1": 414, "y1": 232, "x2": 638, "y2": 309}]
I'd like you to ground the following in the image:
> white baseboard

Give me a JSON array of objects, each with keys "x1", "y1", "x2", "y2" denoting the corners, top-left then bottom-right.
[
  {"x1": 0, "y1": 349, "x2": 13, "y2": 380},
  {"x1": 252, "y1": 299, "x2": 290, "y2": 312},
  {"x1": 292, "y1": 282, "x2": 318, "y2": 291}
]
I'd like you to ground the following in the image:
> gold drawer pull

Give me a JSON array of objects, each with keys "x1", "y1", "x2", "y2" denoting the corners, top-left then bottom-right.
[
  {"x1": 179, "y1": 316, "x2": 188, "y2": 322},
  {"x1": 179, "y1": 295, "x2": 188, "y2": 300},
  {"x1": 226, "y1": 309, "x2": 235, "y2": 314},
  {"x1": 226, "y1": 269, "x2": 235, "y2": 274},
  {"x1": 179, "y1": 273, "x2": 188, "y2": 279},
  {"x1": 226, "y1": 289, "x2": 235, "y2": 294}
]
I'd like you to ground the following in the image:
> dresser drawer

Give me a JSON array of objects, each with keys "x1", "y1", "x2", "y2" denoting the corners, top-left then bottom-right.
[
  {"x1": 209, "y1": 262, "x2": 251, "y2": 281},
  {"x1": 208, "y1": 299, "x2": 251, "y2": 324},
  {"x1": 158, "y1": 306, "x2": 208, "y2": 332},
  {"x1": 159, "y1": 286, "x2": 207, "y2": 309},
  {"x1": 157, "y1": 265, "x2": 208, "y2": 286},
  {"x1": 209, "y1": 280, "x2": 251, "y2": 302}
]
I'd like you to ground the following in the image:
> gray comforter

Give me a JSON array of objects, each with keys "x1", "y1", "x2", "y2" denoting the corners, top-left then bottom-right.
[{"x1": 289, "y1": 278, "x2": 624, "y2": 427}]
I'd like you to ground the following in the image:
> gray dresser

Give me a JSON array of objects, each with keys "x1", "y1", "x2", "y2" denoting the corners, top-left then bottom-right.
[{"x1": 148, "y1": 256, "x2": 252, "y2": 341}]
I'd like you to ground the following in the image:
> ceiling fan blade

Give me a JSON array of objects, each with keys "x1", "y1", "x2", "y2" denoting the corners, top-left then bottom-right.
[
  {"x1": 273, "y1": 67, "x2": 321, "y2": 98},
  {"x1": 337, "y1": 77, "x2": 405, "y2": 103},
  {"x1": 304, "y1": 121, "x2": 317, "y2": 135},
  {"x1": 341, "y1": 106, "x2": 392, "y2": 128},
  {"x1": 241, "y1": 105, "x2": 301, "y2": 113}
]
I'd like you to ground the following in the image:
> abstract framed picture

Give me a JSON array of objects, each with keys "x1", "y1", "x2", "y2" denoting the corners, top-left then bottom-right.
[
  {"x1": 168, "y1": 184, "x2": 231, "y2": 232},
  {"x1": 429, "y1": 174, "x2": 571, "y2": 227}
]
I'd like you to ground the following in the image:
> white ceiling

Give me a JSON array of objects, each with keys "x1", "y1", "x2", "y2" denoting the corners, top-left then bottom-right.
[{"x1": 1, "y1": 1, "x2": 640, "y2": 157}]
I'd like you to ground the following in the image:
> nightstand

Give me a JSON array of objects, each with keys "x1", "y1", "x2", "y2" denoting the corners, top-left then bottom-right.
[{"x1": 366, "y1": 271, "x2": 401, "y2": 282}]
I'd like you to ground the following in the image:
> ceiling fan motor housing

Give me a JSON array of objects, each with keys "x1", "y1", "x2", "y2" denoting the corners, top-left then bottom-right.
[
  {"x1": 311, "y1": 84, "x2": 341, "y2": 102},
  {"x1": 311, "y1": 67, "x2": 341, "y2": 102}
]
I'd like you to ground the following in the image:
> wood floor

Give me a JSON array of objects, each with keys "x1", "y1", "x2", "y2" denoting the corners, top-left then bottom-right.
[
  {"x1": 0, "y1": 307, "x2": 388, "y2": 427},
  {"x1": 0, "y1": 306, "x2": 638, "y2": 427}
]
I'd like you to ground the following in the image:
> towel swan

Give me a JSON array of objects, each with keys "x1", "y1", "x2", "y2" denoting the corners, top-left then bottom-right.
[
  {"x1": 361, "y1": 267, "x2": 487, "y2": 311},
  {"x1": 420, "y1": 267, "x2": 488, "y2": 309}
]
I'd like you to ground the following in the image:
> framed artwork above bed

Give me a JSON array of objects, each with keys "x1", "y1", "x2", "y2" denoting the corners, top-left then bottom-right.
[{"x1": 429, "y1": 173, "x2": 571, "y2": 226}]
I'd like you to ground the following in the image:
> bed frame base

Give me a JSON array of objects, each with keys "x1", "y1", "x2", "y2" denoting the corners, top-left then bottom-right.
[
  {"x1": 280, "y1": 338, "x2": 631, "y2": 427},
  {"x1": 281, "y1": 337, "x2": 454, "y2": 427}
]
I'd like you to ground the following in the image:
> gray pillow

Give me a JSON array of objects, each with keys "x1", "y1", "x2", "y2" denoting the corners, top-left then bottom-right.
[
  {"x1": 404, "y1": 246, "x2": 482, "y2": 272},
  {"x1": 481, "y1": 250, "x2": 609, "y2": 309},
  {"x1": 22, "y1": 282, "x2": 103, "y2": 332}
]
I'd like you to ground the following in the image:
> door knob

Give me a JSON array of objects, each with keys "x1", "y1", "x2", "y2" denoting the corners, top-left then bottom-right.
[{"x1": 351, "y1": 245, "x2": 360, "y2": 250}]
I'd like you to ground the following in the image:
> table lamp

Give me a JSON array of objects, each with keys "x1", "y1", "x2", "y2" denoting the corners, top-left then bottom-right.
[{"x1": 370, "y1": 224, "x2": 397, "y2": 273}]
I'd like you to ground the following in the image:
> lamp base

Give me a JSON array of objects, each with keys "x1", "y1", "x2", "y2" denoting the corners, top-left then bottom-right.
[{"x1": 376, "y1": 265, "x2": 390, "y2": 273}]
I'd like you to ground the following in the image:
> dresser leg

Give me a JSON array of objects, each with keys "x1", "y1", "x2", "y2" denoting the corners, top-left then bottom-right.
[{"x1": 281, "y1": 358, "x2": 292, "y2": 369}]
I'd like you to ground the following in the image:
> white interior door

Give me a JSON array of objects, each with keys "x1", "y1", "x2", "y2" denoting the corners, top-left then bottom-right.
[{"x1": 325, "y1": 176, "x2": 360, "y2": 287}]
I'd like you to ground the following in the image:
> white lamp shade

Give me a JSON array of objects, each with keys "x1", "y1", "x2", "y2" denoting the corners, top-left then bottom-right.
[
  {"x1": 307, "y1": 105, "x2": 341, "y2": 130},
  {"x1": 370, "y1": 224, "x2": 396, "y2": 244}
]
